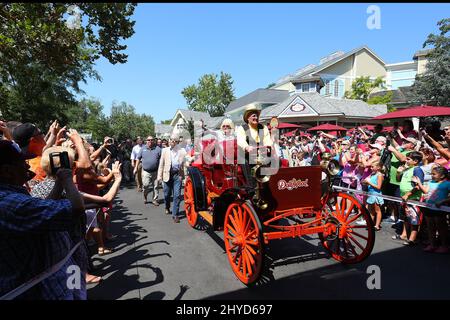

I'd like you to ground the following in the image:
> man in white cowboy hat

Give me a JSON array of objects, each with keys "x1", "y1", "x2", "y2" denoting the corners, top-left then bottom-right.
[
  {"x1": 236, "y1": 103, "x2": 273, "y2": 156},
  {"x1": 235, "y1": 103, "x2": 274, "y2": 187}
]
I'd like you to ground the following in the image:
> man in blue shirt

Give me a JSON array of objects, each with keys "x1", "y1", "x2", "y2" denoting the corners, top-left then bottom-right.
[{"x1": 135, "y1": 136, "x2": 161, "y2": 206}]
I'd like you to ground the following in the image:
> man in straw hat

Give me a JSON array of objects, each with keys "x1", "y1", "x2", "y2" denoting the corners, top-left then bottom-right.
[{"x1": 235, "y1": 103, "x2": 275, "y2": 187}]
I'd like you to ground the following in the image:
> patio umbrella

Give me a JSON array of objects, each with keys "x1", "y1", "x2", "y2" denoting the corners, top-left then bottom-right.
[
  {"x1": 307, "y1": 123, "x2": 347, "y2": 132},
  {"x1": 277, "y1": 122, "x2": 303, "y2": 129},
  {"x1": 373, "y1": 105, "x2": 450, "y2": 120},
  {"x1": 283, "y1": 130, "x2": 297, "y2": 137}
]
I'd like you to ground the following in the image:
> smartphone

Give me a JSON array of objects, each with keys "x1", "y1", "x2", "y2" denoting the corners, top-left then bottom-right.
[{"x1": 49, "y1": 151, "x2": 71, "y2": 174}]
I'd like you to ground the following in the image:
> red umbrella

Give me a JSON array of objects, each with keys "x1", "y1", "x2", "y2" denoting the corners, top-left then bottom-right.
[
  {"x1": 307, "y1": 123, "x2": 347, "y2": 131},
  {"x1": 373, "y1": 105, "x2": 450, "y2": 120},
  {"x1": 283, "y1": 129, "x2": 297, "y2": 137},
  {"x1": 277, "y1": 122, "x2": 303, "y2": 129}
]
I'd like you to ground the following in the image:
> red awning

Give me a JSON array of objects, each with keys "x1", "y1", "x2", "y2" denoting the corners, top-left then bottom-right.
[
  {"x1": 373, "y1": 105, "x2": 450, "y2": 120},
  {"x1": 307, "y1": 123, "x2": 347, "y2": 131}
]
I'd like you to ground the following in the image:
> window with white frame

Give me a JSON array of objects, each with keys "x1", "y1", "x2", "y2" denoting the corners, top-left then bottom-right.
[
  {"x1": 325, "y1": 80, "x2": 330, "y2": 95},
  {"x1": 334, "y1": 80, "x2": 339, "y2": 97},
  {"x1": 176, "y1": 123, "x2": 186, "y2": 129},
  {"x1": 301, "y1": 83, "x2": 309, "y2": 92}
]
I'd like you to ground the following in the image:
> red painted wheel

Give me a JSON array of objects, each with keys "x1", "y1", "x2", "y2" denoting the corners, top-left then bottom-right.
[
  {"x1": 224, "y1": 201, "x2": 264, "y2": 285},
  {"x1": 184, "y1": 177, "x2": 198, "y2": 228},
  {"x1": 319, "y1": 192, "x2": 375, "y2": 264}
]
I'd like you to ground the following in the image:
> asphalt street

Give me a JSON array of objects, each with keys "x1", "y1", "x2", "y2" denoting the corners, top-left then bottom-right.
[{"x1": 87, "y1": 182, "x2": 450, "y2": 300}]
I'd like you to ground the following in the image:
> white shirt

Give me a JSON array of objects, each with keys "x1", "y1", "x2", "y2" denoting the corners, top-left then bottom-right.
[{"x1": 131, "y1": 144, "x2": 143, "y2": 161}]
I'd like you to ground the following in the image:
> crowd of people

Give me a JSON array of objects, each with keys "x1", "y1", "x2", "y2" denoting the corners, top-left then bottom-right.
[
  {"x1": 271, "y1": 119, "x2": 450, "y2": 253},
  {"x1": 1, "y1": 110, "x2": 450, "y2": 300}
]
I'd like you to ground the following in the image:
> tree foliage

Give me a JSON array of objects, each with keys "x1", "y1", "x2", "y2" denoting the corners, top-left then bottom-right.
[
  {"x1": 412, "y1": 18, "x2": 450, "y2": 106},
  {"x1": 344, "y1": 76, "x2": 386, "y2": 102},
  {"x1": 109, "y1": 101, "x2": 155, "y2": 142},
  {"x1": 0, "y1": 3, "x2": 137, "y2": 129},
  {"x1": 367, "y1": 91, "x2": 393, "y2": 105},
  {"x1": 181, "y1": 72, "x2": 235, "y2": 117},
  {"x1": 65, "y1": 98, "x2": 112, "y2": 142}
]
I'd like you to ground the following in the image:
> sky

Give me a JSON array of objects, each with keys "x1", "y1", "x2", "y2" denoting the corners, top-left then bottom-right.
[{"x1": 77, "y1": 3, "x2": 450, "y2": 123}]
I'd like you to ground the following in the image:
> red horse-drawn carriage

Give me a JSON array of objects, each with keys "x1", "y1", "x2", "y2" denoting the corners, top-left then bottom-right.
[{"x1": 184, "y1": 134, "x2": 375, "y2": 285}]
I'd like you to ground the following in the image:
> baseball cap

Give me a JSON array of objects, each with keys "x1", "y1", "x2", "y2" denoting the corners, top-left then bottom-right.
[
  {"x1": 12, "y1": 123, "x2": 41, "y2": 148},
  {"x1": 0, "y1": 140, "x2": 36, "y2": 165}
]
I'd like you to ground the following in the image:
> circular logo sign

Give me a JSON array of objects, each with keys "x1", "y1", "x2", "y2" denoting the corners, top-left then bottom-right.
[
  {"x1": 270, "y1": 117, "x2": 279, "y2": 129},
  {"x1": 290, "y1": 103, "x2": 306, "y2": 112}
]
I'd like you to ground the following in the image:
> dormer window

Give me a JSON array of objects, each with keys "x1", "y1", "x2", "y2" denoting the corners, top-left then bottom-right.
[{"x1": 301, "y1": 83, "x2": 309, "y2": 92}]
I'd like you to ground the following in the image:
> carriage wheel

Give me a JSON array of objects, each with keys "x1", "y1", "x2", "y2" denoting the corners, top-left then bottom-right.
[
  {"x1": 184, "y1": 177, "x2": 198, "y2": 228},
  {"x1": 319, "y1": 192, "x2": 375, "y2": 264},
  {"x1": 224, "y1": 201, "x2": 264, "y2": 285}
]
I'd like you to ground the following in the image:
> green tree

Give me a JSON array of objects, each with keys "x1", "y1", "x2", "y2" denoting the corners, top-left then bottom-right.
[
  {"x1": 266, "y1": 82, "x2": 276, "y2": 89},
  {"x1": 65, "y1": 98, "x2": 112, "y2": 142},
  {"x1": 344, "y1": 76, "x2": 386, "y2": 102},
  {"x1": 0, "y1": 3, "x2": 137, "y2": 128},
  {"x1": 160, "y1": 119, "x2": 172, "y2": 125},
  {"x1": 412, "y1": 18, "x2": 450, "y2": 106},
  {"x1": 367, "y1": 91, "x2": 393, "y2": 105},
  {"x1": 109, "y1": 101, "x2": 155, "y2": 141},
  {"x1": 181, "y1": 72, "x2": 235, "y2": 117}
]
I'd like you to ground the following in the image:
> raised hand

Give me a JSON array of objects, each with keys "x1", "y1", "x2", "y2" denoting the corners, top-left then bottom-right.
[
  {"x1": 55, "y1": 126, "x2": 67, "y2": 146},
  {"x1": 111, "y1": 161, "x2": 122, "y2": 179}
]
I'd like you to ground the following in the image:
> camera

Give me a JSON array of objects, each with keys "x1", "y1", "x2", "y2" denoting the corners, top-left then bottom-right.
[
  {"x1": 107, "y1": 138, "x2": 114, "y2": 144},
  {"x1": 49, "y1": 151, "x2": 71, "y2": 175}
]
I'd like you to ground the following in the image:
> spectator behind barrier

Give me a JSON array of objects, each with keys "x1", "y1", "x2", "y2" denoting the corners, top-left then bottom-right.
[{"x1": 0, "y1": 140, "x2": 85, "y2": 300}]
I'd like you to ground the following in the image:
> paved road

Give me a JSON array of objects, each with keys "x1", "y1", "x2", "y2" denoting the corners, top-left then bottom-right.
[{"x1": 87, "y1": 183, "x2": 450, "y2": 300}]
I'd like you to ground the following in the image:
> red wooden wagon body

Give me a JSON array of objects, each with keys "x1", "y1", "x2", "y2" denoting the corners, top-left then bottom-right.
[{"x1": 184, "y1": 138, "x2": 375, "y2": 285}]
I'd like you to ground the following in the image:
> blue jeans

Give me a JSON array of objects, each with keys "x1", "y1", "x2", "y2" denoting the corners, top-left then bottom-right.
[{"x1": 163, "y1": 173, "x2": 182, "y2": 219}]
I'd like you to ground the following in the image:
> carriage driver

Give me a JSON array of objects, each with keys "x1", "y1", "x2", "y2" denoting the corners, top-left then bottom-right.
[{"x1": 236, "y1": 104, "x2": 276, "y2": 188}]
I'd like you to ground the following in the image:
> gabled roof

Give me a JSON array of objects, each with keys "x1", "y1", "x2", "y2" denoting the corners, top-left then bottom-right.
[
  {"x1": 260, "y1": 92, "x2": 386, "y2": 119},
  {"x1": 205, "y1": 116, "x2": 225, "y2": 129},
  {"x1": 273, "y1": 45, "x2": 385, "y2": 88},
  {"x1": 155, "y1": 124, "x2": 173, "y2": 136},
  {"x1": 170, "y1": 109, "x2": 212, "y2": 126},
  {"x1": 225, "y1": 88, "x2": 290, "y2": 113}
]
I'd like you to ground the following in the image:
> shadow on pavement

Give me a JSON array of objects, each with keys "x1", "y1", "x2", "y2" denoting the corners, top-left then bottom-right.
[{"x1": 88, "y1": 189, "x2": 171, "y2": 300}]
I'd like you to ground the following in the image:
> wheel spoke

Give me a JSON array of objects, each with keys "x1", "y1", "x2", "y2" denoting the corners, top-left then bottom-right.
[
  {"x1": 340, "y1": 198, "x2": 346, "y2": 219},
  {"x1": 344, "y1": 238, "x2": 358, "y2": 257},
  {"x1": 344, "y1": 202, "x2": 355, "y2": 220},
  {"x1": 243, "y1": 215, "x2": 252, "y2": 235},
  {"x1": 244, "y1": 248, "x2": 256, "y2": 271},
  {"x1": 229, "y1": 214, "x2": 240, "y2": 234},
  {"x1": 233, "y1": 247, "x2": 242, "y2": 263},
  {"x1": 236, "y1": 206, "x2": 243, "y2": 231},
  {"x1": 245, "y1": 229, "x2": 257, "y2": 240},
  {"x1": 347, "y1": 234, "x2": 365, "y2": 251},
  {"x1": 226, "y1": 223, "x2": 238, "y2": 237},
  {"x1": 347, "y1": 213, "x2": 362, "y2": 225},
  {"x1": 350, "y1": 230, "x2": 369, "y2": 241},
  {"x1": 244, "y1": 250, "x2": 253, "y2": 276},
  {"x1": 241, "y1": 252, "x2": 247, "y2": 276},
  {"x1": 245, "y1": 242, "x2": 257, "y2": 256}
]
